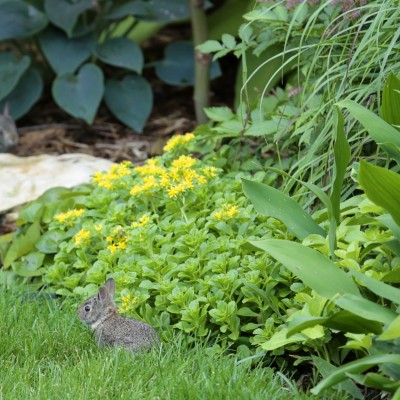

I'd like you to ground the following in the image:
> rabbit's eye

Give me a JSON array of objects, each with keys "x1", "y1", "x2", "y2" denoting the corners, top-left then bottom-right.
[{"x1": 84, "y1": 305, "x2": 91, "y2": 312}]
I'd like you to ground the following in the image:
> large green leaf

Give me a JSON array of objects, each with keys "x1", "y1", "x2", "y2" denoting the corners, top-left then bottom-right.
[
  {"x1": 39, "y1": 27, "x2": 95, "y2": 74},
  {"x1": 104, "y1": 75, "x2": 152, "y2": 133},
  {"x1": 250, "y1": 239, "x2": 360, "y2": 298},
  {"x1": 11, "y1": 252, "x2": 45, "y2": 277},
  {"x1": 287, "y1": 312, "x2": 382, "y2": 337},
  {"x1": 381, "y1": 72, "x2": 400, "y2": 126},
  {"x1": 378, "y1": 315, "x2": 400, "y2": 341},
  {"x1": 312, "y1": 357, "x2": 364, "y2": 399},
  {"x1": 0, "y1": 52, "x2": 30, "y2": 101},
  {"x1": 3, "y1": 221, "x2": 41, "y2": 269},
  {"x1": 44, "y1": 0, "x2": 93, "y2": 36},
  {"x1": 337, "y1": 99, "x2": 400, "y2": 163},
  {"x1": 95, "y1": 38, "x2": 143, "y2": 73},
  {"x1": 52, "y1": 64, "x2": 104, "y2": 124},
  {"x1": 311, "y1": 354, "x2": 400, "y2": 395},
  {"x1": 335, "y1": 294, "x2": 397, "y2": 325},
  {"x1": 243, "y1": 179, "x2": 325, "y2": 240},
  {"x1": 155, "y1": 41, "x2": 221, "y2": 86},
  {"x1": 350, "y1": 270, "x2": 400, "y2": 305},
  {"x1": 359, "y1": 160, "x2": 400, "y2": 226},
  {"x1": 0, "y1": 68, "x2": 43, "y2": 120},
  {"x1": 0, "y1": 1, "x2": 48, "y2": 40}
]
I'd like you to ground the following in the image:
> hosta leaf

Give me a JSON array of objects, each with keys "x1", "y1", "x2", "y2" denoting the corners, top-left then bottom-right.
[
  {"x1": 40, "y1": 26, "x2": 95, "y2": 74},
  {"x1": 0, "y1": 68, "x2": 43, "y2": 120},
  {"x1": 95, "y1": 38, "x2": 143, "y2": 73},
  {"x1": 44, "y1": 0, "x2": 93, "y2": 36},
  {"x1": 104, "y1": 75, "x2": 152, "y2": 133},
  {"x1": 0, "y1": 52, "x2": 30, "y2": 101},
  {"x1": 52, "y1": 64, "x2": 104, "y2": 124},
  {"x1": 0, "y1": 1, "x2": 48, "y2": 40}
]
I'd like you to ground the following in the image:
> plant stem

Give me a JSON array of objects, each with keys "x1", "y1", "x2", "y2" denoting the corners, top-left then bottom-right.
[{"x1": 189, "y1": 0, "x2": 211, "y2": 124}]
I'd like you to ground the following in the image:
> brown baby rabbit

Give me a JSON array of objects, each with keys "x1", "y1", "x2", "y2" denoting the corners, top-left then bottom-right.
[{"x1": 78, "y1": 278, "x2": 159, "y2": 351}]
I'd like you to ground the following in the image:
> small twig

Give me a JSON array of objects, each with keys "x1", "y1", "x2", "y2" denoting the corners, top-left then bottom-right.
[{"x1": 18, "y1": 123, "x2": 117, "y2": 134}]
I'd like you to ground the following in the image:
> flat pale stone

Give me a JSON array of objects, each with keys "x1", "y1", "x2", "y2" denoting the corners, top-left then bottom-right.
[{"x1": 0, "y1": 153, "x2": 114, "y2": 212}]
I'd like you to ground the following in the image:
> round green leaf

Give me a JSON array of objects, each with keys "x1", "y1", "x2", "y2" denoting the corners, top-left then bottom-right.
[
  {"x1": 95, "y1": 37, "x2": 143, "y2": 73},
  {"x1": 52, "y1": 64, "x2": 104, "y2": 124},
  {"x1": 155, "y1": 41, "x2": 221, "y2": 86},
  {"x1": 0, "y1": 1, "x2": 48, "y2": 41},
  {"x1": 44, "y1": 0, "x2": 93, "y2": 36},
  {"x1": 0, "y1": 52, "x2": 30, "y2": 101},
  {"x1": 0, "y1": 68, "x2": 43, "y2": 120},
  {"x1": 104, "y1": 75, "x2": 152, "y2": 133},
  {"x1": 39, "y1": 26, "x2": 95, "y2": 74}
]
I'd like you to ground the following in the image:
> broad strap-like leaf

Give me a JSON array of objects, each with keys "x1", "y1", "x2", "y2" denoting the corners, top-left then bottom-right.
[
  {"x1": 243, "y1": 179, "x2": 326, "y2": 240},
  {"x1": 337, "y1": 99, "x2": 400, "y2": 164},
  {"x1": 249, "y1": 239, "x2": 360, "y2": 298},
  {"x1": 359, "y1": 160, "x2": 400, "y2": 227}
]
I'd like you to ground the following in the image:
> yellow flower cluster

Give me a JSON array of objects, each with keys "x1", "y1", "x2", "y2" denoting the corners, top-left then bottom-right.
[
  {"x1": 92, "y1": 161, "x2": 132, "y2": 189},
  {"x1": 213, "y1": 204, "x2": 239, "y2": 220},
  {"x1": 163, "y1": 133, "x2": 195, "y2": 152},
  {"x1": 130, "y1": 155, "x2": 215, "y2": 199},
  {"x1": 131, "y1": 215, "x2": 151, "y2": 228},
  {"x1": 54, "y1": 208, "x2": 84, "y2": 224},
  {"x1": 106, "y1": 228, "x2": 129, "y2": 253},
  {"x1": 73, "y1": 229, "x2": 91, "y2": 245},
  {"x1": 118, "y1": 293, "x2": 138, "y2": 314}
]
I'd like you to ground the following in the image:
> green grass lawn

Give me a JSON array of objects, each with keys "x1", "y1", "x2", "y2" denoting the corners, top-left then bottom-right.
[{"x1": 0, "y1": 290, "x2": 347, "y2": 400}]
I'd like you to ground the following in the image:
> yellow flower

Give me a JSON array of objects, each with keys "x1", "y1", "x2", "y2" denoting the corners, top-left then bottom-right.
[
  {"x1": 213, "y1": 204, "x2": 239, "y2": 221},
  {"x1": 167, "y1": 183, "x2": 187, "y2": 198},
  {"x1": 171, "y1": 155, "x2": 197, "y2": 169},
  {"x1": 163, "y1": 133, "x2": 195, "y2": 152},
  {"x1": 54, "y1": 209, "x2": 84, "y2": 223},
  {"x1": 92, "y1": 162, "x2": 131, "y2": 189},
  {"x1": 73, "y1": 229, "x2": 91, "y2": 245},
  {"x1": 135, "y1": 158, "x2": 166, "y2": 176},
  {"x1": 131, "y1": 214, "x2": 151, "y2": 228},
  {"x1": 119, "y1": 294, "x2": 138, "y2": 313},
  {"x1": 107, "y1": 243, "x2": 118, "y2": 253},
  {"x1": 129, "y1": 175, "x2": 159, "y2": 196}
]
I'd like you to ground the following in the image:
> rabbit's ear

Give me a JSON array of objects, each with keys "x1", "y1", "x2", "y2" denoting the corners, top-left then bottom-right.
[
  {"x1": 98, "y1": 286, "x2": 110, "y2": 303},
  {"x1": 105, "y1": 278, "x2": 116, "y2": 297}
]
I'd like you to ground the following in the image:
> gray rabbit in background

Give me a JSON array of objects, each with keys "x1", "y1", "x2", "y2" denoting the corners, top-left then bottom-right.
[
  {"x1": 0, "y1": 104, "x2": 18, "y2": 152},
  {"x1": 78, "y1": 278, "x2": 159, "y2": 351}
]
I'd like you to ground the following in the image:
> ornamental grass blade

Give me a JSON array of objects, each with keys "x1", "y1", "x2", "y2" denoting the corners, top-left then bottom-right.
[
  {"x1": 331, "y1": 106, "x2": 350, "y2": 224},
  {"x1": 359, "y1": 160, "x2": 400, "y2": 227},
  {"x1": 243, "y1": 179, "x2": 325, "y2": 240},
  {"x1": 250, "y1": 239, "x2": 360, "y2": 298}
]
